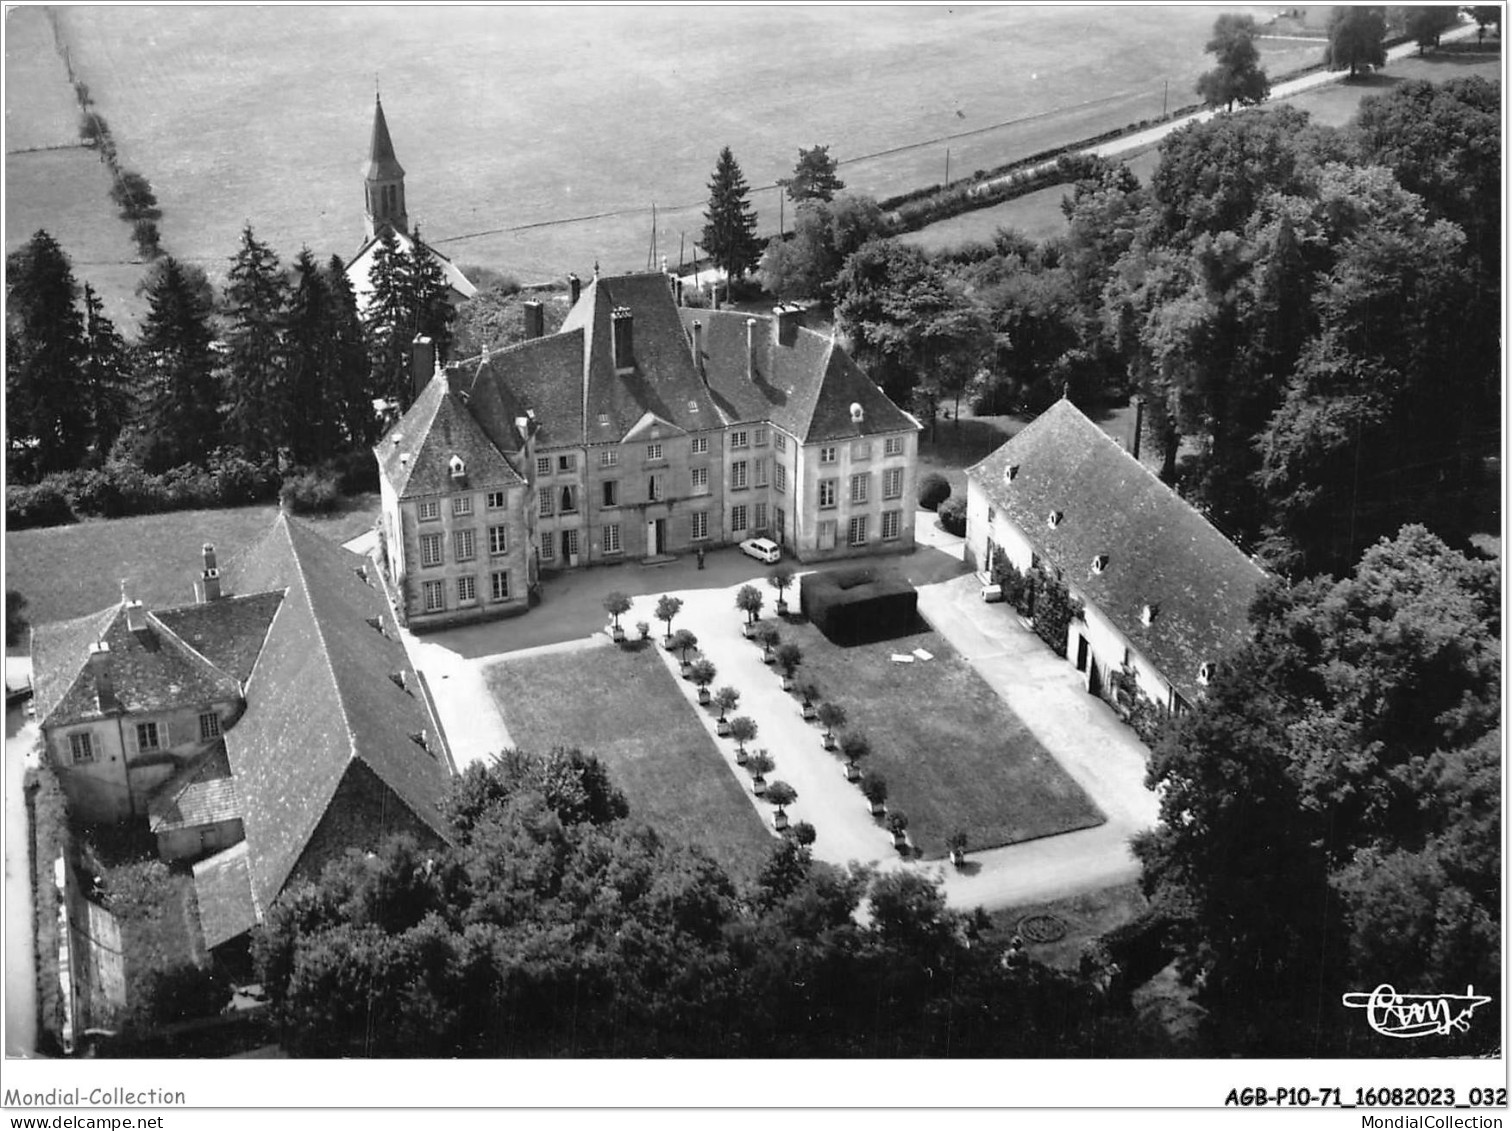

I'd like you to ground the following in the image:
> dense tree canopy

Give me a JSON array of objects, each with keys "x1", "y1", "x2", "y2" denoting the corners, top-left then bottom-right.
[
  {"x1": 1134, "y1": 526, "x2": 1500, "y2": 1055},
  {"x1": 757, "y1": 193, "x2": 890, "y2": 303},
  {"x1": 136, "y1": 255, "x2": 220, "y2": 469},
  {"x1": 253, "y1": 747, "x2": 1161, "y2": 1057},
  {"x1": 6, "y1": 230, "x2": 90, "y2": 476},
  {"x1": 221, "y1": 225, "x2": 289, "y2": 462}
]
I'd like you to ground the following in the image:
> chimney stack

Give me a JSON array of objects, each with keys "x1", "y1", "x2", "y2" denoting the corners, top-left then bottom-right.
[
  {"x1": 773, "y1": 304, "x2": 800, "y2": 347},
  {"x1": 691, "y1": 320, "x2": 705, "y2": 379},
  {"x1": 411, "y1": 335, "x2": 435, "y2": 403},
  {"x1": 1131, "y1": 395, "x2": 1144, "y2": 461},
  {"x1": 196, "y1": 542, "x2": 222, "y2": 603},
  {"x1": 611, "y1": 307, "x2": 634, "y2": 374},
  {"x1": 746, "y1": 318, "x2": 758, "y2": 382},
  {"x1": 523, "y1": 300, "x2": 545, "y2": 340},
  {"x1": 88, "y1": 641, "x2": 116, "y2": 712},
  {"x1": 125, "y1": 599, "x2": 146, "y2": 633},
  {"x1": 567, "y1": 273, "x2": 582, "y2": 306}
]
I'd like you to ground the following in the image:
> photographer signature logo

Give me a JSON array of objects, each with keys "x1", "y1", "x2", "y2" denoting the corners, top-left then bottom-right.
[{"x1": 1341, "y1": 984, "x2": 1492, "y2": 1038}]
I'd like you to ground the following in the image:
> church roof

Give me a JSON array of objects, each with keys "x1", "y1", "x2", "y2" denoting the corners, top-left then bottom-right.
[
  {"x1": 966, "y1": 399, "x2": 1268, "y2": 702},
  {"x1": 363, "y1": 93, "x2": 405, "y2": 181},
  {"x1": 346, "y1": 228, "x2": 477, "y2": 308}
]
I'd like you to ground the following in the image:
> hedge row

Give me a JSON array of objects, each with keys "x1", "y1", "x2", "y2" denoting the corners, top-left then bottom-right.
[{"x1": 6, "y1": 451, "x2": 375, "y2": 529}]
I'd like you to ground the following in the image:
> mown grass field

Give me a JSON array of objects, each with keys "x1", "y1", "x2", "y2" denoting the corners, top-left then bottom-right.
[
  {"x1": 11, "y1": 6, "x2": 1318, "y2": 323},
  {"x1": 483, "y1": 644, "x2": 775, "y2": 885},
  {"x1": 4, "y1": 497, "x2": 380, "y2": 640},
  {"x1": 780, "y1": 620, "x2": 1104, "y2": 859}
]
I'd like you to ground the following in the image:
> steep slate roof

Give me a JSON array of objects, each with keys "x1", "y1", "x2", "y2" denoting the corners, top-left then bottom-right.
[
  {"x1": 346, "y1": 228, "x2": 477, "y2": 308},
  {"x1": 376, "y1": 369, "x2": 524, "y2": 499},
  {"x1": 226, "y1": 513, "x2": 452, "y2": 913},
  {"x1": 31, "y1": 604, "x2": 243, "y2": 729},
  {"x1": 148, "y1": 742, "x2": 238, "y2": 833},
  {"x1": 967, "y1": 399, "x2": 1268, "y2": 703},
  {"x1": 364, "y1": 93, "x2": 405, "y2": 181},
  {"x1": 685, "y1": 308, "x2": 919, "y2": 442},
  {"x1": 561, "y1": 273, "x2": 722, "y2": 439},
  {"x1": 192, "y1": 842, "x2": 259, "y2": 950},
  {"x1": 152, "y1": 592, "x2": 285, "y2": 686},
  {"x1": 460, "y1": 330, "x2": 586, "y2": 450}
]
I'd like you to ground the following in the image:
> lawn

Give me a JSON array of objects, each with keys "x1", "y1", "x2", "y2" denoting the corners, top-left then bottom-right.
[
  {"x1": 780, "y1": 619, "x2": 1104, "y2": 859},
  {"x1": 483, "y1": 644, "x2": 775, "y2": 886},
  {"x1": 901, "y1": 181, "x2": 1075, "y2": 254},
  {"x1": 4, "y1": 495, "x2": 380, "y2": 639}
]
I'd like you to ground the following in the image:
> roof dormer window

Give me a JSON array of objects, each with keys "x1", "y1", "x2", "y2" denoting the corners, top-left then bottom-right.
[
  {"x1": 449, "y1": 455, "x2": 465, "y2": 479},
  {"x1": 598, "y1": 413, "x2": 610, "y2": 427},
  {"x1": 689, "y1": 399, "x2": 699, "y2": 413},
  {"x1": 1197, "y1": 661, "x2": 1214, "y2": 686},
  {"x1": 1047, "y1": 510, "x2": 1063, "y2": 529},
  {"x1": 1141, "y1": 603, "x2": 1159, "y2": 627},
  {"x1": 1005, "y1": 464, "x2": 1019, "y2": 483},
  {"x1": 1091, "y1": 554, "x2": 1109, "y2": 575}
]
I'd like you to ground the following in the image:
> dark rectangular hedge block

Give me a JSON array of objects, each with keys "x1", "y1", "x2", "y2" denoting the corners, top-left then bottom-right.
[{"x1": 801, "y1": 567, "x2": 919, "y2": 644}]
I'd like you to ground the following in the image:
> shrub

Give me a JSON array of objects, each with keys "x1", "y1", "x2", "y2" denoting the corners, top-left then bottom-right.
[
  {"x1": 209, "y1": 450, "x2": 279, "y2": 506},
  {"x1": 110, "y1": 170, "x2": 159, "y2": 220},
  {"x1": 918, "y1": 472, "x2": 951, "y2": 511},
  {"x1": 790, "y1": 821, "x2": 817, "y2": 846},
  {"x1": 128, "y1": 963, "x2": 229, "y2": 1030},
  {"x1": 800, "y1": 566, "x2": 918, "y2": 645},
  {"x1": 326, "y1": 449, "x2": 379, "y2": 495},
  {"x1": 133, "y1": 218, "x2": 161, "y2": 260},
  {"x1": 938, "y1": 495, "x2": 968, "y2": 536},
  {"x1": 7, "y1": 481, "x2": 74, "y2": 529},
  {"x1": 279, "y1": 468, "x2": 342, "y2": 514}
]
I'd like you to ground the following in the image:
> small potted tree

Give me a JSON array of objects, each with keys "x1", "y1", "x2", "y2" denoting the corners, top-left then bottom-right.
[
  {"x1": 713, "y1": 686, "x2": 740, "y2": 735},
  {"x1": 774, "y1": 642, "x2": 803, "y2": 691},
  {"x1": 887, "y1": 809, "x2": 910, "y2": 852},
  {"x1": 729, "y1": 716, "x2": 758, "y2": 764},
  {"x1": 768, "y1": 565, "x2": 795, "y2": 617},
  {"x1": 789, "y1": 820, "x2": 817, "y2": 846},
  {"x1": 655, "y1": 594, "x2": 683, "y2": 645},
  {"x1": 797, "y1": 681, "x2": 821, "y2": 720},
  {"x1": 754, "y1": 621, "x2": 781, "y2": 663},
  {"x1": 817, "y1": 701, "x2": 847, "y2": 750},
  {"x1": 735, "y1": 584, "x2": 764, "y2": 636},
  {"x1": 840, "y1": 730, "x2": 871, "y2": 783},
  {"x1": 948, "y1": 830, "x2": 969, "y2": 868},
  {"x1": 861, "y1": 773, "x2": 888, "y2": 817},
  {"x1": 690, "y1": 659, "x2": 717, "y2": 705},
  {"x1": 745, "y1": 750, "x2": 774, "y2": 793},
  {"x1": 603, "y1": 591, "x2": 632, "y2": 643},
  {"x1": 765, "y1": 780, "x2": 797, "y2": 831},
  {"x1": 669, "y1": 628, "x2": 699, "y2": 674},
  {"x1": 636, "y1": 620, "x2": 651, "y2": 645}
]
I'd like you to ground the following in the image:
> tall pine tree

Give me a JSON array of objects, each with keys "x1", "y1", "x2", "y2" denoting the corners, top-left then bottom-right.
[
  {"x1": 6, "y1": 229, "x2": 89, "y2": 478},
  {"x1": 285, "y1": 248, "x2": 335, "y2": 466},
  {"x1": 137, "y1": 255, "x2": 219, "y2": 469},
  {"x1": 326, "y1": 255, "x2": 376, "y2": 449},
  {"x1": 363, "y1": 227, "x2": 414, "y2": 409},
  {"x1": 221, "y1": 225, "x2": 289, "y2": 461},
  {"x1": 408, "y1": 225, "x2": 454, "y2": 363},
  {"x1": 80, "y1": 283, "x2": 135, "y2": 463},
  {"x1": 701, "y1": 147, "x2": 763, "y2": 282}
]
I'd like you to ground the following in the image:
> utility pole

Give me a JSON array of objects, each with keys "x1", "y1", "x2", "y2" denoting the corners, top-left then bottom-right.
[
  {"x1": 944, "y1": 147, "x2": 951, "y2": 188},
  {"x1": 1163, "y1": 80, "x2": 1169, "y2": 118}
]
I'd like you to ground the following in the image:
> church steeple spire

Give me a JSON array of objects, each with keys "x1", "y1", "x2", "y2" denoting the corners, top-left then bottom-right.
[{"x1": 363, "y1": 93, "x2": 408, "y2": 240}]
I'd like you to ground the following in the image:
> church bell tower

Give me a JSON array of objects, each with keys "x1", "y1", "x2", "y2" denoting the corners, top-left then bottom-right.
[{"x1": 363, "y1": 93, "x2": 408, "y2": 240}]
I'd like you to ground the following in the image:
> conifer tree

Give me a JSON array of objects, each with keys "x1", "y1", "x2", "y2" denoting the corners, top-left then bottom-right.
[
  {"x1": 788, "y1": 145, "x2": 845, "y2": 203},
  {"x1": 5, "y1": 229, "x2": 89, "y2": 477},
  {"x1": 137, "y1": 255, "x2": 219, "y2": 468},
  {"x1": 325, "y1": 255, "x2": 376, "y2": 449},
  {"x1": 284, "y1": 248, "x2": 334, "y2": 466},
  {"x1": 408, "y1": 225, "x2": 454, "y2": 363},
  {"x1": 80, "y1": 282, "x2": 135, "y2": 462},
  {"x1": 221, "y1": 225, "x2": 289, "y2": 461},
  {"x1": 701, "y1": 147, "x2": 763, "y2": 281},
  {"x1": 363, "y1": 226, "x2": 415, "y2": 409}
]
